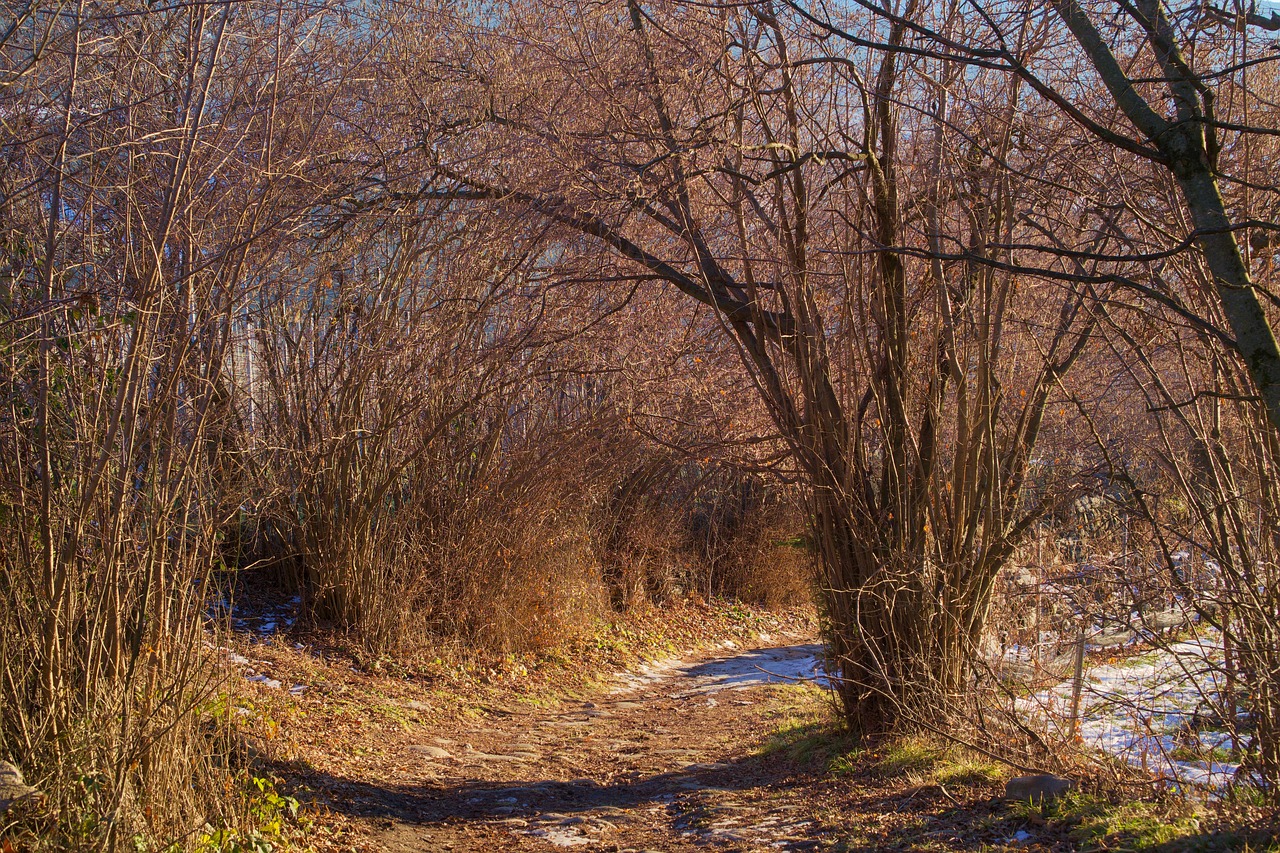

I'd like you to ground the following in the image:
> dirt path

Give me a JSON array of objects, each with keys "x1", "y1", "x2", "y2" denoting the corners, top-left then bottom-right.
[
  {"x1": 279, "y1": 633, "x2": 1251, "y2": 852},
  {"x1": 302, "y1": 642, "x2": 834, "y2": 852}
]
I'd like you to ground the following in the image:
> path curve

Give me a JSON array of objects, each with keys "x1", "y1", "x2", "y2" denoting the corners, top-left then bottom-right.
[{"x1": 338, "y1": 640, "x2": 831, "y2": 852}]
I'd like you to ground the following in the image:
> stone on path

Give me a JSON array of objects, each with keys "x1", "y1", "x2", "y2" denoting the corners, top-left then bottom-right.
[
  {"x1": 409, "y1": 744, "x2": 453, "y2": 759},
  {"x1": 1003, "y1": 774, "x2": 1074, "y2": 804}
]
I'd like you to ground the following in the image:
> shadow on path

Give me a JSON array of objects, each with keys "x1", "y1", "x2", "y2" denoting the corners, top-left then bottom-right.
[{"x1": 271, "y1": 747, "x2": 779, "y2": 827}]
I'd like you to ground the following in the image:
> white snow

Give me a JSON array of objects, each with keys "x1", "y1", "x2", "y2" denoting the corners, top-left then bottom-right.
[
  {"x1": 1021, "y1": 633, "x2": 1240, "y2": 790},
  {"x1": 610, "y1": 643, "x2": 830, "y2": 696}
]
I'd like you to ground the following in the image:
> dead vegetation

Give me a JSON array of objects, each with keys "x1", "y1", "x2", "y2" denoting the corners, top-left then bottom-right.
[{"x1": 3, "y1": 0, "x2": 1280, "y2": 847}]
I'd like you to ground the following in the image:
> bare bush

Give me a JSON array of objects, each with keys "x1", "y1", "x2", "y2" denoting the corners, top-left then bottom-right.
[{"x1": 0, "y1": 0, "x2": 372, "y2": 843}]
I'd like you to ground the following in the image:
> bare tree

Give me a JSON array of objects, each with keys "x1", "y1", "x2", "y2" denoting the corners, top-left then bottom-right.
[
  {"x1": 407, "y1": 0, "x2": 1099, "y2": 732},
  {"x1": 792, "y1": 0, "x2": 1280, "y2": 428},
  {"x1": 791, "y1": 0, "x2": 1280, "y2": 794}
]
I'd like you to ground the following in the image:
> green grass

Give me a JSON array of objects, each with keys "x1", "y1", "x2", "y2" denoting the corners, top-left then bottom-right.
[
  {"x1": 768, "y1": 718, "x2": 1007, "y2": 791},
  {"x1": 758, "y1": 683, "x2": 859, "y2": 768},
  {"x1": 1004, "y1": 793, "x2": 1212, "y2": 852},
  {"x1": 863, "y1": 737, "x2": 1005, "y2": 789},
  {"x1": 760, "y1": 713, "x2": 858, "y2": 767},
  {"x1": 870, "y1": 736, "x2": 944, "y2": 778},
  {"x1": 1222, "y1": 783, "x2": 1271, "y2": 809},
  {"x1": 757, "y1": 688, "x2": 1007, "y2": 790},
  {"x1": 752, "y1": 690, "x2": 1273, "y2": 852},
  {"x1": 828, "y1": 748, "x2": 865, "y2": 776},
  {"x1": 1066, "y1": 802, "x2": 1199, "y2": 850},
  {"x1": 1169, "y1": 744, "x2": 1238, "y2": 764},
  {"x1": 935, "y1": 758, "x2": 1004, "y2": 787}
]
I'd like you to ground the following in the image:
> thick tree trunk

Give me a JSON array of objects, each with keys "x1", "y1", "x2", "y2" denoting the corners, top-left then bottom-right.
[
  {"x1": 1175, "y1": 164, "x2": 1280, "y2": 431},
  {"x1": 812, "y1": 489, "x2": 976, "y2": 736}
]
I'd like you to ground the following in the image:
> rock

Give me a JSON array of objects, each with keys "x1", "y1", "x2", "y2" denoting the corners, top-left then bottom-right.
[
  {"x1": 1004, "y1": 774, "x2": 1074, "y2": 804},
  {"x1": 465, "y1": 752, "x2": 522, "y2": 762},
  {"x1": 708, "y1": 829, "x2": 747, "y2": 841},
  {"x1": 594, "y1": 805, "x2": 628, "y2": 818},
  {"x1": 0, "y1": 761, "x2": 41, "y2": 813}
]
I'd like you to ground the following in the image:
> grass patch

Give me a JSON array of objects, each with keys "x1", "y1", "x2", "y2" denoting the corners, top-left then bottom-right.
[
  {"x1": 758, "y1": 683, "x2": 857, "y2": 768},
  {"x1": 870, "y1": 736, "x2": 944, "y2": 779},
  {"x1": 864, "y1": 736, "x2": 1004, "y2": 788},
  {"x1": 1169, "y1": 744, "x2": 1238, "y2": 764},
  {"x1": 762, "y1": 719, "x2": 858, "y2": 770},
  {"x1": 935, "y1": 758, "x2": 1004, "y2": 787},
  {"x1": 772, "y1": 722, "x2": 1008, "y2": 789},
  {"x1": 828, "y1": 748, "x2": 865, "y2": 776},
  {"x1": 1008, "y1": 793, "x2": 1206, "y2": 851}
]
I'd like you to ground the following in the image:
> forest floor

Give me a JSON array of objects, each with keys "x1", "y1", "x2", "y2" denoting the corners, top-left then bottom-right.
[{"x1": 229, "y1": 600, "x2": 1276, "y2": 853}]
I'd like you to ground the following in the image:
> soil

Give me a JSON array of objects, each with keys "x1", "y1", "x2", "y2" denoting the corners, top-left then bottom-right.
[
  {"x1": 337, "y1": 643, "x2": 833, "y2": 852},
  {"x1": 260, "y1": 632, "x2": 1027, "y2": 853}
]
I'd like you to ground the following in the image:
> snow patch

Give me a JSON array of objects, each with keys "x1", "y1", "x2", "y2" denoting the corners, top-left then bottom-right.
[
  {"x1": 1021, "y1": 634, "x2": 1240, "y2": 790},
  {"x1": 611, "y1": 643, "x2": 830, "y2": 696}
]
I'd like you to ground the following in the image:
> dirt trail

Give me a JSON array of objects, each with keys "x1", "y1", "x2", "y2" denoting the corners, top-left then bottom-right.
[{"x1": 308, "y1": 641, "x2": 832, "y2": 852}]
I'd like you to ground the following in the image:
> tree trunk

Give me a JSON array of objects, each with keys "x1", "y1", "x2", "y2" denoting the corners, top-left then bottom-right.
[
  {"x1": 1174, "y1": 164, "x2": 1280, "y2": 431},
  {"x1": 812, "y1": 487, "x2": 973, "y2": 736}
]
